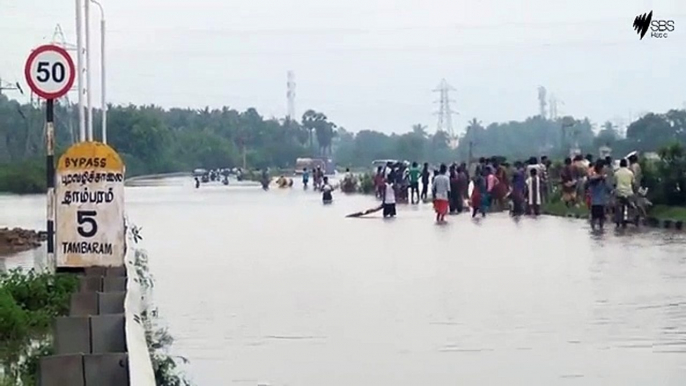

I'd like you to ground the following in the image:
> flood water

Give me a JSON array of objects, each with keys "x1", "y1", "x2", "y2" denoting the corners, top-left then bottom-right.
[{"x1": 2, "y1": 177, "x2": 686, "y2": 385}]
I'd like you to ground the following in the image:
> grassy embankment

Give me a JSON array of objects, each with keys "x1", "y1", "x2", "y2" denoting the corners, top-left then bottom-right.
[{"x1": 543, "y1": 200, "x2": 686, "y2": 222}]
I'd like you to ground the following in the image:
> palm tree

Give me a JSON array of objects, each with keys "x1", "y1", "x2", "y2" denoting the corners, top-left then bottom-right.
[
  {"x1": 411, "y1": 124, "x2": 427, "y2": 138},
  {"x1": 466, "y1": 118, "x2": 482, "y2": 135}
]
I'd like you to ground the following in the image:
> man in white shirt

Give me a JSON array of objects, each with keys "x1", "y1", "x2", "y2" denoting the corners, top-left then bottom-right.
[
  {"x1": 614, "y1": 159, "x2": 635, "y2": 199},
  {"x1": 381, "y1": 172, "x2": 397, "y2": 218},
  {"x1": 432, "y1": 164, "x2": 451, "y2": 223}
]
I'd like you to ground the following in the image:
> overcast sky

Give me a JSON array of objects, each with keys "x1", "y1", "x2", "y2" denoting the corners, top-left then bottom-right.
[{"x1": 1, "y1": 0, "x2": 685, "y2": 134}]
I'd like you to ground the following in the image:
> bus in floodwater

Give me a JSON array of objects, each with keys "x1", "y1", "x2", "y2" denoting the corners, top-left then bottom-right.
[{"x1": 295, "y1": 158, "x2": 335, "y2": 175}]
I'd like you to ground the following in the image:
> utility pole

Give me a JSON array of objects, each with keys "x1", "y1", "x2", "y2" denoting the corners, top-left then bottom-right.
[
  {"x1": 85, "y1": 0, "x2": 94, "y2": 141},
  {"x1": 90, "y1": 0, "x2": 106, "y2": 143},
  {"x1": 286, "y1": 71, "x2": 296, "y2": 124},
  {"x1": 433, "y1": 79, "x2": 457, "y2": 148},
  {"x1": 75, "y1": 0, "x2": 86, "y2": 142},
  {"x1": 468, "y1": 141, "x2": 474, "y2": 163}
]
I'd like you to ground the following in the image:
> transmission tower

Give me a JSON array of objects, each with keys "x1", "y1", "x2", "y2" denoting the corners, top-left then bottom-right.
[
  {"x1": 52, "y1": 24, "x2": 78, "y2": 51},
  {"x1": 548, "y1": 94, "x2": 558, "y2": 120},
  {"x1": 52, "y1": 24, "x2": 78, "y2": 144},
  {"x1": 433, "y1": 79, "x2": 457, "y2": 148},
  {"x1": 287, "y1": 71, "x2": 296, "y2": 123},
  {"x1": 537, "y1": 86, "x2": 547, "y2": 118}
]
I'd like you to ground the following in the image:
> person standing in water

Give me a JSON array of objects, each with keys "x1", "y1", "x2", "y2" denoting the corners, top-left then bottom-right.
[
  {"x1": 481, "y1": 166, "x2": 498, "y2": 214},
  {"x1": 471, "y1": 169, "x2": 488, "y2": 218},
  {"x1": 420, "y1": 162, "x2": 430, "y2": 201},
  {"x1": 302, "y1": 168, "x2": 310, "y2": 189},
  {"x1": 321, "y1": 176, "x2": 334, "y2": 203},
  {"x1": 510, "y1": 162, "x2": 526, "y2": 216},
  {"x1": 432, "y1": 164, "x2": 451, "y2": 223},
  {"x1": 194, "y1": 177, "x2": 200, "y2": 189},
  {"x1": 526, "y1": 168, "x2": 542, "y2": 216},
  {"x1": 449, "y1": 165, "x2": 461, "y2": 214},
  {"x1": 382, "y1": 171, "x2": 397, "y2": 218},
  {"x1": 587, "y1": 161, "x2": 610, "y2": 230},
  {"x1": 374, "y1": 166, "x2": 385, "y2": 198},
  {"x1": 408, "y1": 161, "x2": 421, "y2": 204}
]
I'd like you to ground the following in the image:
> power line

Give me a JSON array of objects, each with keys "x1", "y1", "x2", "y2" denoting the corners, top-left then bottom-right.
[
  {"x1": 7, "y1": 15, "x2": 686, "y2": 35},
  {"x1": 78, "y1": 38, "x2": 682, "y2": 58}
]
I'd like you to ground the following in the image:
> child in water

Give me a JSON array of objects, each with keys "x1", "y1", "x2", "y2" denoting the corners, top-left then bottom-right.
[{"x1": 321, "y1": 176, "x2": 333, "y2": 203}]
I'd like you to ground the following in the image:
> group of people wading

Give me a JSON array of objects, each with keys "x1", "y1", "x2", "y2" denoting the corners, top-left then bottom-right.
[
  {"x1": 301, "y1": 166, "x2": 326, "y2": 190},
  {"x1": 558, "y1": 153, "x2": 644, "y2": 230},
  {"x1": 373, "y1": 158, "x2": 552, "y2": 223},
  {"x1": 371, "y1": 153, "x2": 646, "y2": 228}
]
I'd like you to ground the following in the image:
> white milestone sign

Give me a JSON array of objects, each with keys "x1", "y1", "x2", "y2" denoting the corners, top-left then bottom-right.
[
  {"x1": 24, "y1": 44, "x2": 75, "y2": 100},
  {"x1": 56, "y1": 142, "x2": 126, "y2": 267}
]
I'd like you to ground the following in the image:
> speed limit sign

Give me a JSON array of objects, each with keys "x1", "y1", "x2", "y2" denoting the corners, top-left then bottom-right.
[
  {"x1": 25, "y1": 44, "x2": 77, "y2": 270},
  {"x1": 24, "y1": 44, "x2": 75, "y2": 100}
]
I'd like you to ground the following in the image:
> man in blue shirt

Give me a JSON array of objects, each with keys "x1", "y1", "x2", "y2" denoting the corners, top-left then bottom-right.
[
  {"x1": 302, "y1": 168, "x2": 310, "y2": 189},
  {"x1": 587, "y1": 162, "x2": 610, "y2": 230}
]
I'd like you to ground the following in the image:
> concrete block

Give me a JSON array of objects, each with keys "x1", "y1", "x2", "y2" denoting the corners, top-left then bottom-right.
[
  {"x1": 84, "y1": 353, "x2": 129, "y2": 386},
  {"x1": 70, "y1": 292, "x2": 99, "y2": 316},
  {"x1": 79, "y1": 276, "x2": 102, "y2": 293},
  {"x1": 84, "y1": 266, "x2": 107, "y2": 276},
  {"x1": 98, "y1": 292, "x2": 125, "y2": 315},
  {"x1": 55, "y1": 317, "x2": 91, "y2": 354},
  {"x1": 39, "y1": 354, "x2": 85, "y2": 386},
  {"x1": 103, "y1": 277, "x2": 127, "y2": 292},
  {"x1": 105, "y1": 266, "x2": 127, "y2": 277},
  {"x1": 90, "y1": 314, "x2": 126, "y2": 353}
]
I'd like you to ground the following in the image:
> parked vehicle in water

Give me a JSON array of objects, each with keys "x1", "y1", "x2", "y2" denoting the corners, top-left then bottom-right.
[
  {"x1": 371, "y1": 159, "x2": 399, "y2": 171},
  {"x1": 193, "y1": 168, "x2": 207, "y2": 177}
]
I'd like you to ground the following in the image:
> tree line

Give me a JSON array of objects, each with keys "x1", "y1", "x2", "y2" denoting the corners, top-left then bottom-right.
[
  {"x1": 1, "y1": 93, "x2": 685, "y2": 175},
  {"x1": 0, "y1": 94, "x2": 345, "y2": 176},
  {"x1": 335, "y1": 110, "x2": 686, "y2": 166}
]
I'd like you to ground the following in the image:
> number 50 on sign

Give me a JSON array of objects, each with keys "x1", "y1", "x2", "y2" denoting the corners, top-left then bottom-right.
[{"x1": 24, "y1": 45, "x2": 75, "y2": 100}]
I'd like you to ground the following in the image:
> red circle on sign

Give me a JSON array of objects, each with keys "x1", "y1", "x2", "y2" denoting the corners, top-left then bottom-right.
[{"x1": 24, "y1": 44, "x2": 76, "y2": 100}]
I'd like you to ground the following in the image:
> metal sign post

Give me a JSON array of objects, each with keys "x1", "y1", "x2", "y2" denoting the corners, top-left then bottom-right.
[{"x1": 24, "y1": 44, "x2": 76, "y2": 270}]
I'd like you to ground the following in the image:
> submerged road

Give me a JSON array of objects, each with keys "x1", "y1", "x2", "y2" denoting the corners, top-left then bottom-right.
[{"x1": 2, "y1": 177, "x2": 686, "y2": 385}]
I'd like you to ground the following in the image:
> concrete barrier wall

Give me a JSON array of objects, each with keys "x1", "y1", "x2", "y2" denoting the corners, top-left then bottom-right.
[
  {"x1": 125, "y1": 172, "x2": 190, "y2": 184},
  {"x1": 124, "y1": 234, "x2": 156, "y2": 386}
]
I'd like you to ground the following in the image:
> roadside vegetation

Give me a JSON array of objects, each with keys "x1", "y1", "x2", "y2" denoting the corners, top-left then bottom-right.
[{"x1": 0, "y1": 269, "x2": 78, "y2": 385}]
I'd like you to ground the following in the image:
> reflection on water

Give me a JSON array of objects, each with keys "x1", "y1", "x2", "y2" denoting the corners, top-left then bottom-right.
[{"x1": 2, "y1": 178, "x2": 686, "y2": 385}]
